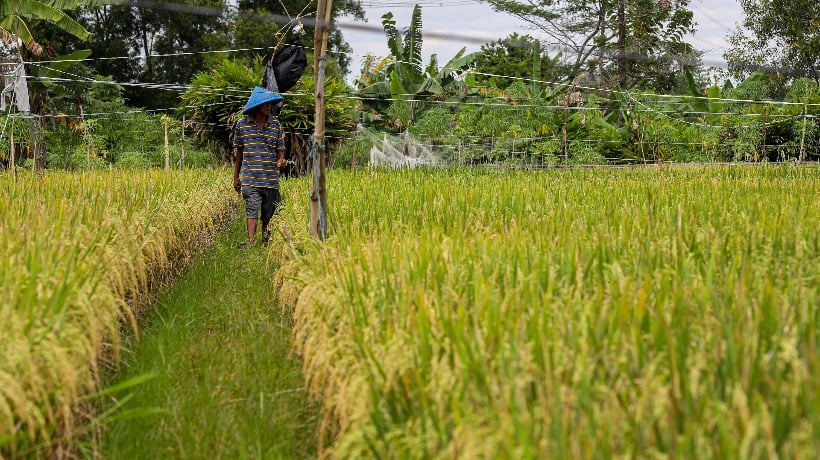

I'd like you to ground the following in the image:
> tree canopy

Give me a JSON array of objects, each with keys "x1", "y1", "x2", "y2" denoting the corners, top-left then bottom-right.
[
  {"x1": 479, "y1": 0, "x2": 698, "y2": 92},
  {"x1": 61, "y1": 0, "x2": 364, "y2": 109},
  {"x1": 473, "y1": 33, "x2": 570, "y2": 89},
  {"x1": 725, "y1": 0, "x2": 820, "y2": 82}
]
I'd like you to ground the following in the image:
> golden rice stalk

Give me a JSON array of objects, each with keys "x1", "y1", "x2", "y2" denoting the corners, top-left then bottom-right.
[{"x1": 0, "y1": 169, "x2": 238, "y2": 457}]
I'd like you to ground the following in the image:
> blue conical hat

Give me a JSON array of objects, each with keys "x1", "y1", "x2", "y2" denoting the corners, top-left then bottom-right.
[{"x1": 243, "y1": 86, "x2": 283, "y2": 115}]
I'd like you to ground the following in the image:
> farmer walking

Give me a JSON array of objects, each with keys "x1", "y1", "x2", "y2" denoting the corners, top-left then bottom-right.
[{"x1": 233, "y1": 86, "x2": 287, "y2": 247}]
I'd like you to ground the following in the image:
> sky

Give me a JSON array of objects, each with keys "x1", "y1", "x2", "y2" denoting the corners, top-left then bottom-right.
[{"x1": 336, "y1": 0, "x2": 746, "y2": 77}]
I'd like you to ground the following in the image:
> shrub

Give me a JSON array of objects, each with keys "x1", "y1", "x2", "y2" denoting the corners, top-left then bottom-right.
[
  {"x1": 566, "y1": 141, "x2": 607, "y2": 164},
  {"x1": 116, "y1": 151, "x2": 154, "y2": 169}
]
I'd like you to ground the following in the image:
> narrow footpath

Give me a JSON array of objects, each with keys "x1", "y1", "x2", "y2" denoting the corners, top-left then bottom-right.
[{"x1": 101, "y1": 216, "x2": 318, "y2": 459}]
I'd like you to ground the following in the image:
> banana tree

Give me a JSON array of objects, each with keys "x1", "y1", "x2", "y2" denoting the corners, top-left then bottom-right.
[
  {"x1": 1, "y1": 0, "x2": 103, "y2": 170},
  {"x1": 353, "y1": 53, "x2": 393, "y2": 127},
  {"x1": 0, "y1": 0, "x2": 96, "y2": 55},
  {"x1": 358, "y1": 5, "x2": 479, "y2": 128},
  {"x1": 680, "y1": 66, "x2": 729, "y2": 126}
]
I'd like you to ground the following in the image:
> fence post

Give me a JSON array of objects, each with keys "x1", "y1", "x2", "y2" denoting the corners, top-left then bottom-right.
[
  {"x1": 180, "y1": 115, "x2": 186, "y2": 169},
  {"x1": 10, "y1": 118, "x2": 16, "y2": 182},
  {"x1": 164, "y1": 117, "x2": 170, "y2": 170},
  {"x1": 351, "y1": 129, "x2": 358, "y2": 170},
  {"x1": 800, "y1": 97, "x2": 808, "y2": 162}
]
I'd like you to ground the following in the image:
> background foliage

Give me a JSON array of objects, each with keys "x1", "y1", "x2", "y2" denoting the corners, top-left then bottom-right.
[{"x1": 1, "y1": 1, "x2": 818, "y2": 171}]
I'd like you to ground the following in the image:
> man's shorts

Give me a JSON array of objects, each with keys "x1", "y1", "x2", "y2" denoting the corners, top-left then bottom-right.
[{"x1": 241, "y1": 185, "x2": 282, "y2": 224}]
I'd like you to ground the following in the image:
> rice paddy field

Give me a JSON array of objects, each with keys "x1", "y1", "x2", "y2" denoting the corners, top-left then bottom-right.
[
  {"x1": 1, "y1": 164, "x2": 817, "y2": 459},
  {"x1": 0, "y1": 169, "x2": 237, "y2": 457},
  {"x1": 270, "y1": 165, "x2": 818, "y2": 459}
]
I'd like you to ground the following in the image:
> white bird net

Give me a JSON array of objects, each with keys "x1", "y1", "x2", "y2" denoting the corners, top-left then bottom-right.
[{"x1": 366, "y1": 130, "x2": 441, "y2": 168}]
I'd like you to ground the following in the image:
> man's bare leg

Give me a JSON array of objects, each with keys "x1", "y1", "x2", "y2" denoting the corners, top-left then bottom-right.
[{"x1": 247, "y1": 218, "x2": 258, "y2": 245}]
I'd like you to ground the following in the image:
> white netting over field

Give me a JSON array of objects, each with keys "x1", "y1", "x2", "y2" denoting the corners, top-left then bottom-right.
[{"x1": 365, "y1": 130, "x2": 441, "y2": 168}]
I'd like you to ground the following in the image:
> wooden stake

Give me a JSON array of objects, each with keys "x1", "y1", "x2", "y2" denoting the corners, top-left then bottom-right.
[
  {"x1": 616, "y1": 0, "x2": 626, "y2": 128},
  {"x1": 180, "y1": 115, "x2": 186, "y2": 169},
  {"x1": 310, "y1": 0, "x2": 332, "y2": 240},
  {"x1": 10, "y1": 118, "x2": 16, "y2": 182},
  {"x1": 351, "y1": 130, "x2": 358, "y2": 170},
  {"x1": 164, "y1": 117, "x2": 170, "y2": 170},
  {"x1": 800, "y1": 97, "x2": 808, "y2": 162}
]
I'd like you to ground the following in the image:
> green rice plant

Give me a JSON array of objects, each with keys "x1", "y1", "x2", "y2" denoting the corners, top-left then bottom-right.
[
  {"x1": 271, "y1": 165, "x2": 819, "y2": 459},
  {"x1": 0, "y1": 169, "x2": 238, "y2": 457}
]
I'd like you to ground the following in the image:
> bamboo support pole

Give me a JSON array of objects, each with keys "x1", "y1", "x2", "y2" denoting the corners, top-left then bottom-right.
[
  {"x1": 800, "y1": 98, "x2": 807, "y2": 162},
  {"x1": 310, "y1": 0, "x2": 332, "y2": 240},
  {"x1": 164, "y1": 118, "x2": 170, "y2": 170}
]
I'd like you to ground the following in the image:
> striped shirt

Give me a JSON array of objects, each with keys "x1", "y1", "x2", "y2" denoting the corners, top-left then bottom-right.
[{"x1": 233, "y1": 117, "x2": 286, "y2": 189}]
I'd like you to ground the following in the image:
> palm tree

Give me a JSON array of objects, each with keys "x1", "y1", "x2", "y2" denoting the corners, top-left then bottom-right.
[{"x1": 179, "y1": 56, "x2": 355, "y2": 174}]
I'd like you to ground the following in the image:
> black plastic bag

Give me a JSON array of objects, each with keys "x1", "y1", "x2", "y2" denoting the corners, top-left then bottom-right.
[{"x1": 262, "y1": 36, "x2": 307, "y2": 94}]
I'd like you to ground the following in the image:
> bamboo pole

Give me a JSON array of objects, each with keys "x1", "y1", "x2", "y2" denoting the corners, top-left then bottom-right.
[
  {"x1": 164, "y1": 117, "x2": 170, "y2": 170},
  {"x1": 351, "y1": 130, "x2": 358, "y2": 170},
  {"x1": 310, "y1": 0, "x2": 332, "y2": 240},
  {"x1": 180, "y1": 115, "x2": 186, "y2": 169},
  {"x1": 616, "y1": 0, "x2": 626, "y2": 128},
  {"x1": 800, "y1": 96, "x2": 808, "y2": 162},
  {"x1": 10, "y1": 118, "x2": 16, "y2": 182}
]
